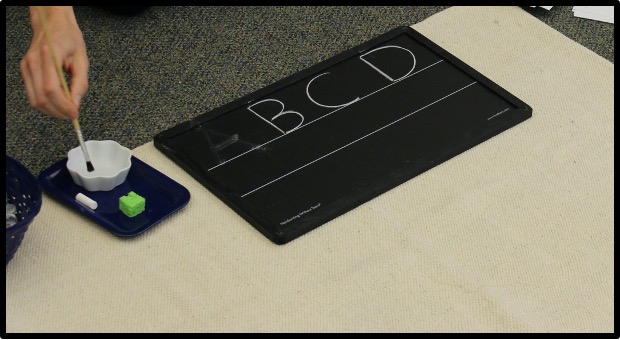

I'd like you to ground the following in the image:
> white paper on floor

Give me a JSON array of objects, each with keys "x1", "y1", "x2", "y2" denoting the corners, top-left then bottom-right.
[{"x1": 573, "y1": 6, "x2": 614, "y2": 24}]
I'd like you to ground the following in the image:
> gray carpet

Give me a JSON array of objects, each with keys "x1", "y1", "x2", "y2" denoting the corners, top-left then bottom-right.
[{"x1": 5, "y1": 6, "x2": 614, "y2": 176}]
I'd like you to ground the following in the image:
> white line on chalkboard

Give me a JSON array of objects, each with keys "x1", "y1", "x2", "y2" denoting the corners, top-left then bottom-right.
[
  {"x1": 247, "y1": 99, "x2": 305, "y2": 134},
  {"x1": 208, "y1": 59, "x2": 445, "y2": 172},
  {"x1": 487, "y1": 107, "x2": 510, "y2": 120},
  {"x1": 306, "y1": 72, "x2": 361, "y2": 108},
  {"x1": 359, "y1": 45, "x2": 417, "y2": 82},
  {"x1": 240, "y1": 81, "x2": 478, "y2": 198},
  {"x1": 306, "y1": 60, "x2": 444, "y2": 129}
]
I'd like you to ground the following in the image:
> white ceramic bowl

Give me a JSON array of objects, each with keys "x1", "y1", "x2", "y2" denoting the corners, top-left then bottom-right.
[{"x1": 66, "y1": 140, "x2": 132, "y2": 192}]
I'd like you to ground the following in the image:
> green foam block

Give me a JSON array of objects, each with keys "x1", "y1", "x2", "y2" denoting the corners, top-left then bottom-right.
[{"x1": 119, "y1": 191, "x2": 145, "y2": 218}]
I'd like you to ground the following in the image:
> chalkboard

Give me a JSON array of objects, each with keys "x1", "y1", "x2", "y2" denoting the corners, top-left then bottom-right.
[{"x1": 154, "y1": 27, "x2": 532, "y2": 244}]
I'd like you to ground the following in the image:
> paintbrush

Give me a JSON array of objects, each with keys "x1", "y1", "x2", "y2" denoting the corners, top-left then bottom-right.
[{"x1": 35, "y1": 6, "x2": 95, "y2": 172}]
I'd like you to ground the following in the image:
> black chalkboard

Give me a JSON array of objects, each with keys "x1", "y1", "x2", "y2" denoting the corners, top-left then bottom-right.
[{"x1": 154, "y1": 27, "x2": 532, "y2": 244}]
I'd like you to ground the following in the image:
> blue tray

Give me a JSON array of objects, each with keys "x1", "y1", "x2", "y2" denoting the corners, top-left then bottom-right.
[{"x1": 38, "y1": 156, "x2": 190, "y2": 237}]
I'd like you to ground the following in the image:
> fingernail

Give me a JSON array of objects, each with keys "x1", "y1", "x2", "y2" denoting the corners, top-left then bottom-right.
[{"x1": 73, "y1": 95, "x2": 82, "y2": 107}]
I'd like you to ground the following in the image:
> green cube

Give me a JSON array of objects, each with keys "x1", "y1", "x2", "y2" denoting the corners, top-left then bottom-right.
[{"x1": 119, "y1": 191, "x2": 145, "y2": 218}]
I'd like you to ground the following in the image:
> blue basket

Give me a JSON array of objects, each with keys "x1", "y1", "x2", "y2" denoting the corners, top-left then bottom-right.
[{"x1": 6, "y1": 155, "x2": 42, "y2": 265}]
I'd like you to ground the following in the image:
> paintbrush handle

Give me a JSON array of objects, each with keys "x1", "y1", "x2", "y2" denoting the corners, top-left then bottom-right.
[
  {"x1": 36, "y1": 7, "x2": 82, "y2": 137},
  {"x1": 36, "y1": 7, "x2": 81, "y2": 131},
  {"x1": 71, "y1": 118, "x2": 80, "y2": 132},
  {"x1": 76, "y1": 130, "x2": 92, "y2": 163},
  {"x1": 36, "y1": 6, "x2": 93, "y2": 168},
  {"x1": 35, "y1": 6, "x2": 72, "y2": 101}
]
